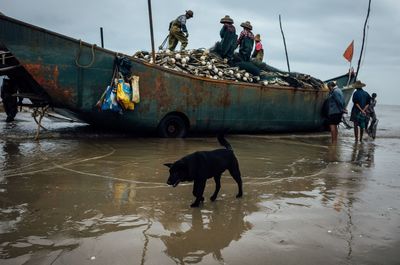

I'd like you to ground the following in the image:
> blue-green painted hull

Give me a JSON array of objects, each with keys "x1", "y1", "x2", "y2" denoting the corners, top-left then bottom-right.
[{"x1": 0, "y1": 14, "x2": 355, "y2": 135}]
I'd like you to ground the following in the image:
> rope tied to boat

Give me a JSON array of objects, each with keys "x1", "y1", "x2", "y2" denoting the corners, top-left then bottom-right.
[{"x1": 75, "y1": 40, "x2": 96, "y2": 68}]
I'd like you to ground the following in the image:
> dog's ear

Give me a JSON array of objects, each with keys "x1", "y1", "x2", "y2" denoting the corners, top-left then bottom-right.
[{"x1": 164, "y1": 163, "x2": 173, "y2": 168}]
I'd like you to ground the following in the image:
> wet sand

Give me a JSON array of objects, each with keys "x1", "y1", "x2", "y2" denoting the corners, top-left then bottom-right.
[{"x1": 1, "y1": 110, "x2": 400, "y2": 265}]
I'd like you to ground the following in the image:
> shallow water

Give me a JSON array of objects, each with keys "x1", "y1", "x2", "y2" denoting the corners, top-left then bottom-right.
[{"x1": 0, "y1": 106, "x2": 400, "y2": 265}]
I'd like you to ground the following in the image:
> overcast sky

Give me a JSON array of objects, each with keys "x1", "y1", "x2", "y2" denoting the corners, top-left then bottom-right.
[{"x1": 1, "y1": 0, "x2": 399, "y2": 105}]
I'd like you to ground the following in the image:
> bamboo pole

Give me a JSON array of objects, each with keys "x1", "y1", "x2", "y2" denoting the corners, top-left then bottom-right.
[
  {"x1": 279, "y1": 14, "x2": 291, "y2": 73},
  {"x1": 355, "y1": 0, "x2": 372, "y2": 80}
]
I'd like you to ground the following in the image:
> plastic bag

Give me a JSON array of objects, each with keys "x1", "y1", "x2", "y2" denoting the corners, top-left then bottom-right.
[
  {"x1": 101, "y1": 85, "x2": 122, "y2": 112},
  {"x1": 116, "y1": 79, "x2": 135, "y2": 110},
  {"x1": 130, "y1": 75, "x2": 140, "y2": 103}
]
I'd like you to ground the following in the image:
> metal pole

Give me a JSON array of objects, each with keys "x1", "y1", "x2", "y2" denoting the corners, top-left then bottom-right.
[
  {"x1": 100, "y1": 27, "x2": 104, "y2": 48},
  {"x1": 279, "y1": 14, "x2": 291, "y2": 73},
  {"x1": 147, "y1": 0, "x2": 156, "y2": 63}
]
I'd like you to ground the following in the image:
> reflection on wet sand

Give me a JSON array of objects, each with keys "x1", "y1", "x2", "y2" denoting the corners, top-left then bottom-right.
[
  {"x1": 351, "y1": 142, "x2": 375, "y2": 167},
  {"x1": 0, "y1": 136, "x2": 399, "y2": 265},
  {"x1": 161, "y1": 203, "x2": 252, "y2": 264}
]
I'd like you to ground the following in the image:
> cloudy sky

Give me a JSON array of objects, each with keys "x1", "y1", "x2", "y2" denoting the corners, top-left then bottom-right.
[{"x1": 1, "y1": 0, "x2": 399, "y2": 105}]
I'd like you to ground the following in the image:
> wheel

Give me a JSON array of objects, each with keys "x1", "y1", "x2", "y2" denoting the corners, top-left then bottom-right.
[{"x1": 158, "y1": 114, "x2": 187, "y2": 138}]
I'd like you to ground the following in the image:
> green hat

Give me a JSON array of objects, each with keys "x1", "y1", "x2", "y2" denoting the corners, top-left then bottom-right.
[
  {"x1": 240, "y1": 21, "x2": 252, "y2": 30},
  {"x1": 220, "y1": 15, "x2": 234, "y2": 24}
]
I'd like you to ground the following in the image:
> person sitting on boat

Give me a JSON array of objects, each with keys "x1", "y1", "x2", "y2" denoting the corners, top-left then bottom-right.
[
  {"x1": 214, "y1": 15, "x2": 238, "y2": 61},
  {"x1": 367, "y1": 92, "x2": 377, "y2": 136},
  {"x1": 237, "y1": 21, "x2": 254, "y2": 62},
  {"x1": 350, "y1": 80, "x2": 371, "y2": 142},
  {"x1": 326, "y1": 81, "x2": 346, "y2": 144},
  {"x1": 168, "y1": 10, "x2": 194, "y2": 51},
  {"x1": 251, "y1": 34, "x2": 264, "y2": 62}
]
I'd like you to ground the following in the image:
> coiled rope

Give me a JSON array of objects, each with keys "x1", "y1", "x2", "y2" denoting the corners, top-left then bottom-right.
[{"x1": 75, "y1": 40, "x2": 96, "y2": 68}]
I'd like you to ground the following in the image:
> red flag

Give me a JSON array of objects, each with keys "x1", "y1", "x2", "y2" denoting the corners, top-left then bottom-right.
[{"x1": 343, "y1": 40, "x2": 354, "y2": 62}]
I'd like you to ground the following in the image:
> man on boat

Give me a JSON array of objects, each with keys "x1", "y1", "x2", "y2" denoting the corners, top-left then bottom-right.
[
  {"x1": 350, "y1": 80, "x2": 371, "y2": 142},
  {"x1": 214, "y1": 15, "x2": 238, "y2": 61},
  {"x1": 237, "y1": 21, "x2": 254, "y2": 61},
  {"x1": 251, "y1": 34, "x2": 264, "y2": 62},
  {"x1": 168, "y1": 10, "x2": 194, "y2": 51}
]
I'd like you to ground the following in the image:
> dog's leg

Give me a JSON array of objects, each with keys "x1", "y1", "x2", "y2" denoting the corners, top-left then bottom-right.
[
  {"x1": 210, "y1": 175, "x2": 221, "y2": 202},
  {"x1": 191, "y1": 180, "x2": 206, "y2": 207},
  {"x1": 229, "y1": 159, "x2": 243, "y2": 198}
]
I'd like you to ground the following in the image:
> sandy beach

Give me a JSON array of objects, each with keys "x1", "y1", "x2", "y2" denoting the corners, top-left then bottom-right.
[{"x1": 1, "y1": 105, "x2": 399, "y2": 265}]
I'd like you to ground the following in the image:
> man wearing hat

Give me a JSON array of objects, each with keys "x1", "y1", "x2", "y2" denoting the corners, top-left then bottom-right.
[
  {"x1": 350, "y1": 80, "x2": 371, "y2": 142},
  {"x1": 237, "y1": 21, "x2": 254, "y2": 61},
  {"x1": 214, "y1": 15, "x2": 237, "y2": 60},
  {"x1": 168, "y1": 10, "x2": 194, "y2": 51},
  {"x1": 251, "y1": 34, "x2": 264, "y2": 62}
]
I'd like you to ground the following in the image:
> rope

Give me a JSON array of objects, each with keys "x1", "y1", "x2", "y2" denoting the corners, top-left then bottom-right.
[
  {"x1": 75, "y1": 40, "x2": 96, "y2": 68},
  {"x1": 32, "y1": 105, "x2": 49, "y2": 141}
]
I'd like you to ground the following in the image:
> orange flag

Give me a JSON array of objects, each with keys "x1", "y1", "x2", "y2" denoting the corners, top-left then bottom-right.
[{"x1": 343, "y1": 40, "x2": 354, "y2": 62}]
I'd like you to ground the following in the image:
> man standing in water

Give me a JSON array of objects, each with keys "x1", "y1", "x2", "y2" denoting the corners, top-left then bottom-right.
[
  {"x1": 350, "y1": 81, "x2": 371, "y2": 142},
  {"x1": 367, "y1": 92, "x2": 378, "y2": 138},
  {"x1": 1, "y1": 78, "x2": 18, "y2": 122},
  {"x1": 326, "y1": 81, "x2": 346, "y2": 144},
  {"x1": 168, "y1": 10, "x2": 194, "y2": 51}
]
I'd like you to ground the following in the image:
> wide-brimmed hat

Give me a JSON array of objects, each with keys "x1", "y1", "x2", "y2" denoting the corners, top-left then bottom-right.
[
  {"x1": 240, "y1": 21, "x2": 253, "y2": 30},
  {"x1": 186, "y1": 10, "x2": 194, "y2": 18},
  {"x1": 254, "y1": 34, "x2": 261, "y2": 41},
  {"x1": 220, "y1": 15, "x2": 234, "y2": 24},
  {"x1": 352, "y1": 80, "x2": 366, "y2": 89}
]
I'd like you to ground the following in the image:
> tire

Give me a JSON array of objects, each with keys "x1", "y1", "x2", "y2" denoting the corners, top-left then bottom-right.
[{"x1": 158, "y1": 114, "x2": 187, "y2": 138}]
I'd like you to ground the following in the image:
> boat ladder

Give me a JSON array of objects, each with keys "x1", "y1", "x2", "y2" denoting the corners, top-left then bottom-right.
[{"x1": 0, "y1": 50, "x2": 20, "y2": 72}]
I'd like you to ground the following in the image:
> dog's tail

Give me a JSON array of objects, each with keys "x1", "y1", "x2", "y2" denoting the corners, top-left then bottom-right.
[{"x1": 217, "y1": 133, "x2": 232, "y2": 150}]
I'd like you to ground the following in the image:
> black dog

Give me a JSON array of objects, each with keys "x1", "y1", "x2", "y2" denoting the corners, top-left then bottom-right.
[{"x1": 165, "y1": 135, "x2": 243, "y2": 207}]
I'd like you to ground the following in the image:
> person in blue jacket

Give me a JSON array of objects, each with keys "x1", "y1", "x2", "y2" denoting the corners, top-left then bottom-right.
[
  {"x1": 327, "y1": 81, "x2": 347, "y2": 144},
  {"x1": 350, "y1": 81, "x2": 371, "y2": 142}
]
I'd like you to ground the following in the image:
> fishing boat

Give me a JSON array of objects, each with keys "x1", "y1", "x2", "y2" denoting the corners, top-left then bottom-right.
[{"x1": 0, "y1": 14, "x2": 356, "y2": 137}]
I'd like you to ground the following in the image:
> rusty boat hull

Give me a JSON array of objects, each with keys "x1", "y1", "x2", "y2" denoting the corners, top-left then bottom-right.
[{"x1": 0, "y1": 14, "x2": 355, "y2": 137}]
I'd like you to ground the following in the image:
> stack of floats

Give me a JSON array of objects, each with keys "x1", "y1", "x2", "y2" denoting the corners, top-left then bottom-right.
[{"x1": 133, "y1": 49, "x2": 324, "y2": 89}]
